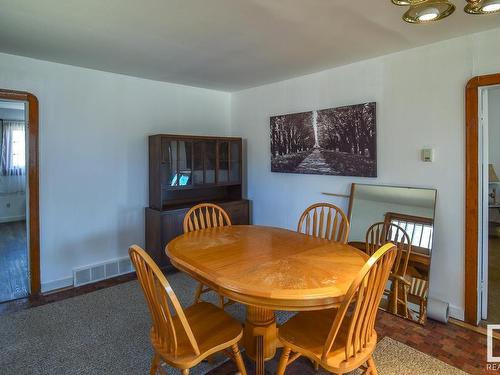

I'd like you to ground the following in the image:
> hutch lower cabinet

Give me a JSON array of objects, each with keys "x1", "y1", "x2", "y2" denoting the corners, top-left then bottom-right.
[{"x1": 145, "y1": 199, "x2": 249, "y2": 268}]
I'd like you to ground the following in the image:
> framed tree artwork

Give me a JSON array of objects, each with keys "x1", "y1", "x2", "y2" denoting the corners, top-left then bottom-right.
[{"x1": 270, "y1": 102, "x2": 376, "y2": 177}]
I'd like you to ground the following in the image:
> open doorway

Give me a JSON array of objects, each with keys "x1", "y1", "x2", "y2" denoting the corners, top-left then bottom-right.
[
  {"x1": 480, "y1": 85, "x2": 500, "y2": 325},
  {"x1": 0, "y1": 89, "x2": 39, "y2": 302},
  {"x1": 0, "y1": 99, "x2": 28, "y2": 302},
  {"x1": 465, "y1": 74, "x2": 500, "y2": 325}
]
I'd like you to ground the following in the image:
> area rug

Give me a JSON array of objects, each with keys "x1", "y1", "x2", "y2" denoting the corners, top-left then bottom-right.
[
  {"x1": 209, "y1": 337, "x2": 469, "y2": 375},
  {"x1": 357, "y1": 337, "x2": 468, "y2": 375},
  {"x1": 0, "y1": 272, "x2": 467, "y2": 374},
  {"x1": 0, "y1": 272, "x2": 292, "y2": 375}
]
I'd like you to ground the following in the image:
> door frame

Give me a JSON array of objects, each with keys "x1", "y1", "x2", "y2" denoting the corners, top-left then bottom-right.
[
  {"x1": 465, "y1": 73, "x2": 500, "y2": 324},
  {"x1": 0, "y1": 89, "x2": 40, "y2": 296}
]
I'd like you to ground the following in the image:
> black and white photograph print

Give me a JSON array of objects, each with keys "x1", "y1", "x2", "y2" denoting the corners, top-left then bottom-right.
[{"x1": 270, "y1": 102, "x2": 376, "y2": 177}]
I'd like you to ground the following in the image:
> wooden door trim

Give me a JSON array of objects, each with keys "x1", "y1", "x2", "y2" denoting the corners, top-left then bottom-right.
[
  {"x1": 465, "y1": 73, "x2": 500, "y2": 324},
  {"x1": 0, "y1": 89, "x2": 40, "y2": 296}
]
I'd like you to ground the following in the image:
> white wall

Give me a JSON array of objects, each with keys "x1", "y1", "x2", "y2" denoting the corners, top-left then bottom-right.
[
  {"x1": 0, "y1": 52, "x2": 231, "y2": 291},
  {"x1": 231, "y1": 27, "x2": 500, "y2": 320},
  {"x1": 489, "y1": 87, "x2": 500, "y2": 183}
]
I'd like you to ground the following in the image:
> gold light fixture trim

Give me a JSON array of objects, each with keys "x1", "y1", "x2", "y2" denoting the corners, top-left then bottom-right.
[
  {"x1": 392, "y1": 0, "x2": 414, "y2": 5},
  {"x1": 465, "y1": 0, "x2": 500, "y2": 14},
  {"x1": 403, "y1": 0, "x2": 456, "y2": 23},
  {"x1": 392, "y1": 0, "x2": 500, "y2": 23}
]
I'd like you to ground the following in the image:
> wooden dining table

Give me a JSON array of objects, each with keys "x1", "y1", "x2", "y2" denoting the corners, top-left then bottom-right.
[{"x1": 166, "y1": 225, "x2": 369, "y2": 374}]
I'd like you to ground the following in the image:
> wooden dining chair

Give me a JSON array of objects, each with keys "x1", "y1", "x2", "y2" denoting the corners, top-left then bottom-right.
[
  {"x1": 183, "y1": 203, "x2": 231, "y2": 233},
  {"x1": 183, "y1": 203, "x2": 231, "y2": 308},
  {"x1": 407, "y1": 276, "x2": 429, "y2": 324},
  {"x1": 129, "y1": 245, "x2": 247, "y2": 375},
  {"x1": 297, "y1": 203, "x2": 350, "y2": 243},
  {"x1": 365, "y1": 222, "x2": 412, "y2": 318},
  {"x1": 276, "y1": 243, "x2": 397, "y2": 375}
]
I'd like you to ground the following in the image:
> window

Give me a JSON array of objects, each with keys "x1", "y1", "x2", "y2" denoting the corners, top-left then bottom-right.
[
  {"x1": 1, "y1": 120, "x2": 26, "y2": 176},
  {"x1": 11, "y1": 128, "x2": 25, "y2": 169},
  {"x1": 384, "y1": 212, "x2": 434, "y2": 254}
]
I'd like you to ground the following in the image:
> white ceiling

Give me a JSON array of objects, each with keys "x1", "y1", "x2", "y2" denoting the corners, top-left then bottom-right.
[{"x1": 0, "y1": 0, "x2": 499, "y2": 91}]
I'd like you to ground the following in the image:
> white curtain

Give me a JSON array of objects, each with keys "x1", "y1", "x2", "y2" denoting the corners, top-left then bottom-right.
[{"x1": 0, "y1": 120, "x2": 26, "y2": 194}]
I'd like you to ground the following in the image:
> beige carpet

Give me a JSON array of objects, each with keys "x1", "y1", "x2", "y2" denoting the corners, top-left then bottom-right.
[
  {"x1": 355, "y1": 337, "x2": 468, "y2": 375},
  {"x1": 255, "y1": 337, "x2": 468, "y2": 375}
]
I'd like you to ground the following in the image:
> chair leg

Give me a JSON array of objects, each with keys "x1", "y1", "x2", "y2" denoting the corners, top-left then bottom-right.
[
  {"x1": 150, "y1": 353, "x2": 161, "y2": 375},
  {"x1": 391, "y1": 281, "x2": 398, "y2": 315},
  {"x1": 402, "y1": 285, "x2": 409, "y2": 319},
  {"x1": 231, "y1": 343, "x2": 247, "y2": 375},
  {"x1": 277, "y1": 347, "x2": 291, "y2": 375},
  {"x1": 218, "y1": 294, "x2": 225, "y2": 309},
  {"x1": 366, "y1": 356, "x2": 378, "y2": 375},
  {"x1": 307, "y1": 357, "x2": 319, "y2": 371},
  {"x1": 194, "y1": 282, "x2": 203, "y2": 304},
  {"x1": 181, "y1": 369, "x2": 189, "y2": 375}
]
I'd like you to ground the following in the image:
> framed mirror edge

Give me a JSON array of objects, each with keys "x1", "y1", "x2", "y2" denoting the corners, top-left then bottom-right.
[
  {"x1": 347, "y1": 182, "x2": 438, "y2": 325},
  {"x1": 0, "y1": 88, "x2": 40, "y2": 296}
]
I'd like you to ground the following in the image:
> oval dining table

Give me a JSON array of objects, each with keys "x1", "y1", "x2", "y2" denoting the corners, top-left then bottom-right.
[{"x1": 166, "y1": 225, "x2": 369, "y2": 375}]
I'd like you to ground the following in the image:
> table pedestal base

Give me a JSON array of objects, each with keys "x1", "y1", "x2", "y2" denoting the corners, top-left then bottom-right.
[{"x1": 242, "y1": 306, "x2": 277, "y2": 375}]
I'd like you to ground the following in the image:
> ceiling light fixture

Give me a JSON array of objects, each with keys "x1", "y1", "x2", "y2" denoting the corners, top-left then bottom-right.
[
  {"x1": 392, "y1": 0, "x2": 428, "y2": 5},
  {"x1": 392, "y1": 0, "x2": 413, "y2": 5},
  {"x1": 464, "y1": 0, "x2": 500, "y2": 14},
  {"x1": 392, "y1": 0, "x2": 500, "y2": 23},
  {"x1": 402, "y1": 0, "x2": 456, "y2": 23}
]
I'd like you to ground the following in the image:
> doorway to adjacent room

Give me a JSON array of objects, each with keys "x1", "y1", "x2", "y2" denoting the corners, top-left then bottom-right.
[
  {"x1": 479, "y1": 85, "x2": 500, "y2": 325},
  {"x1": 0, "y1": 89, "x2": 39, "y2": 302},
  {"x1": 0, "y1": 99, "x2": 28, "y2": 302}
]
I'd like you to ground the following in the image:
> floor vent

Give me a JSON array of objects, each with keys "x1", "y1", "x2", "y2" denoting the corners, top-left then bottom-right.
[{"x1": 73, "y1": 257, "x2": 133, "y2": 287}]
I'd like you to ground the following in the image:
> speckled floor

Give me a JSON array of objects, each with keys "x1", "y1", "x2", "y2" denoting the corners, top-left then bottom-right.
[
  {"x1": 0, "y1": 273, "x2": 230, "y2": 375},
  {"x1": 0, "y1": 272, "x2": 495, "y2": 374},
  {"x1": 209, "y1": 337, "x2": 468, "y2": 375}
]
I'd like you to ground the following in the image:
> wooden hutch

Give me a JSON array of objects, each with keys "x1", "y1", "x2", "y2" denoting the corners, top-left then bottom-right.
[{"x1": 145, "y1": 134, "x2": 250, "y2": 268}]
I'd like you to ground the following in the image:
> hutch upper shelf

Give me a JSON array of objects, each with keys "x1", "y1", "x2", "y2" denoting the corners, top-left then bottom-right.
[{"x1": 149, "y1": 134, "x2": 243, "y2": 210}]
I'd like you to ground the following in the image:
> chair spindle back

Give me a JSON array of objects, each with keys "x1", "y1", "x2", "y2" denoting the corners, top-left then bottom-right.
[
  {"x1": 365, "y1": 222, "x2": 411, "y2": 277},
  {"x1": 183, "y1": 203, "x2": 231, "y2": 233},
  {"x1": 321, "y1": 243, "x2": 397, "y2": 363},
  {"x1": 129, "y1": 245, "x2": 200, "y2": 357},
  {"x1": 297, "y1": 203, "x2": 350, "y2": 243}
]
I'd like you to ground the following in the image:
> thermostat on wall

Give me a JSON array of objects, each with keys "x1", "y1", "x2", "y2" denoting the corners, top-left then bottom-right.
[{"x1": 421, "y1": 148, "x2": 434, "y2": 162}]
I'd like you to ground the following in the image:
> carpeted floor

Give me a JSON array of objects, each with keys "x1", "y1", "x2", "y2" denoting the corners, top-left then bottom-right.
[
  {"x1": 208, "y1": 337, "x2": 468, "y2": 375},
  {"x1": 0, "y1": 272, "x2": 467, "y2": 375},
  {"x1": 0, "y1": 272, "x2": 292, "y2": 375}
]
